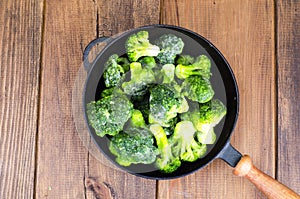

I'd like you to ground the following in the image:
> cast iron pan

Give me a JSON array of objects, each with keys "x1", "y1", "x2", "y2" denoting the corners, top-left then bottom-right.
[{"x1": 82, "y1": 25, "x2": 299, "y2": 198}]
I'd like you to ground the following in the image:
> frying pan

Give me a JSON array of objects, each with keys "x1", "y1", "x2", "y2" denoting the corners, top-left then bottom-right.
[{"x1": 81, "y1": 24, "x2": 299, "y2": 198}]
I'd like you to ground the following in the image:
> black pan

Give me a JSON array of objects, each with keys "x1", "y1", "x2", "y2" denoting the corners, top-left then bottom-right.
[{"x1": 82, "y1": 24, "x2": 299, "y2": 198}]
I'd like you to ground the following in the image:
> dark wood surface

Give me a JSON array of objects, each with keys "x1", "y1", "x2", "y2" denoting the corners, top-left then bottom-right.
[{"x1": 0, "y1": 0, "x2": 299, "y2": 198}]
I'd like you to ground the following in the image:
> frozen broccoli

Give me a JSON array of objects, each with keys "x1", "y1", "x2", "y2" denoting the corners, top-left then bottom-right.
[
  {"x1": 103, "y1": 54, "x2": 125, "y2": 88},
  {"x1": 154, "y1": 34, "x2": 184, "y2": 64},
  {"x1": 132, "y1": 92, "x2": 151, "y2": 124},
  {"x1": 176, "y1": 54, "x2": 194, "y2": 65},
  {"x1": 150, "y1": 124, "x2": 181, "y2": 173},
  {"x1": 109, "y1": 131, "x2": 158, "y2": 166},
  {"x1": 170, "y1": 121, "x2": 207, "y2": 162},
  {"x1": 181, "y1": 75, "x2": 214, "y2": 103},
  {"x1": 122, "y1": 62, "x2": 156, "y2": 96},
  {"x1": 175, "y1": 55, "x2": 211, "y2": 79},
  {"x1": 86, "y1": 89, "x2": 133, "y2": 137},
  {"x1": 140, "y1": 56, "x2": 157, "y2": 69},
  {"x1": 123, "y1": 109, "x2": 150, "y2": 136},
  {"x1": 149, "y1": 84, "x2": 188, "y2": 127},
  {"x1": 180, "y1": 99, "x2": 226, "y2": 144},
  {"x1": 125, "y1": 31, "x2": 160, "y2": 62},
  {"x1": 100, "y1": 87, "x2": 114, "y2": 98},
  {"x1": 161, "y1": 64, "x2": 175, "y2": 84},
  {"x1": 117, "y1": 56, "x2": 130, "y2": 72},
  {"x1": 163, "y1": 116, "x2": 179, "y2": 136}
]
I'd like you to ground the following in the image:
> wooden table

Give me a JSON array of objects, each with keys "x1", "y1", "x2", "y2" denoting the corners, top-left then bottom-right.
[{"x1": 1, "y1": 0, "x2": 299, "y2": 198}]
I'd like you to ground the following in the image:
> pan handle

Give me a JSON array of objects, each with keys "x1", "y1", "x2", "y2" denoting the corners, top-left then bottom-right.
[
  {"x1": 233, "y1": 155, "x2": 300, "y2": 199},
  {"x1": 83, "y1": 37, "x2": 109, "y2": 72},
  {"x1": 218, "y1": 143, "x2": 300, "y2": 198}
]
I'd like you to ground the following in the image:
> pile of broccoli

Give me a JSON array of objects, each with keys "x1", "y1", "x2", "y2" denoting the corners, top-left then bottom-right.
[{"x1": 86, "y1": 30, "x2": 226, "y2": 173}]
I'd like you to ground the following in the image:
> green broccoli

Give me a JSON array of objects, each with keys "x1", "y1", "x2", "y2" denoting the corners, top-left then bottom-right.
[
  {"x1": 154, "y1": 34, "x2": 184, "y2": 64},
  {"x1": 181, "y1": 75, "x2": 214, "y2": 103},
  {"x1": 123, "y1": 109, "x2": 150, "y2": 136},
  {"x1": 180, "y1": 99, "x2": 226, "y2": 144},
  {"x1": 122, "y1": 62, "x2": 156, "y2": 96},
  {"x1": 131, "y1": 92, "x2": 150, "y2": 124},
  {"x1": 125, "y1": 31, "x2": 160, "y2": 62},
  {"x1": 150, "y1": 124, "x2": 181, "y2": 173},
  {"x1": 109, "y1": 131, "x2": 159, "y2": 166},
  {"x1": 175, "y1": 55, "x2": 211, "y2": 79},
  {"x1": 117, "y1": 56, "x2": 130, "y2": 72},
  {"x1": 140, "y1": 56, "x2": 157, "y2": 69},
  {"x1": 103, "y1": 54, "x2": 125, "y2": 88},
  {"x1": 170, "y1": 121, "x2": 207, "y2": 162},
  {"x1": 161, "y1": 64, "x2": 175, "y2": 84},
  {"x1": 86, "y1": 89, "x2": 133, "y2": 137},
  {"x1": 149, "y1": 84, "x2": 188, "y2": 127},
  {"x1": 163, "y1": 116, "x2": 179, "y2": 136},
  {"x1": 176, "y1": 54, "x2": 194, "y2": 65},
  {"x1": 100, "y1": 87, "x2": 114, "y2": 98}
]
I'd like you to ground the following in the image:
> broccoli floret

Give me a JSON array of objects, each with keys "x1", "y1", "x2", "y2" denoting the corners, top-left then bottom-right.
[
  {"x1": 170, "y1": 121, "x2": 207, "y2": 162},
  {"x1": 123, "y1": 109, "x2": 150, "y2": 136},
  {"x1": 117, "y1": 56, "x2": 130, "y2": 72},
  {"x1": 149, "y1": 84, "x2": 188, "y2": 127},
  {"x1": 181, "y1": 75, "x2": 214, "y2": 103},
  {"x1": 180, "y1": 99, "x2": 226, "y2": 144},
  {"x1": 86, "y1": 89, "x2": 133, "y2": 137},
  {"x1": 132, "y1": 92, "x2": 150, "y2": 124},
  {"x1": 122, "y1": 62, "x2": 156, "y2": 96},
  {"x1": 125, "y1": 31, "x2": 160, "y2": 62},
  {"x1": 154, "y1": 34, "x2": 184, "y2": 64},
  {"x1": 150, "y1": 124, "x2": 181, "y2": 173},
  {"x1": 140, "y1": 56, "x2": 157, "y2": 69},
  {"x1": 100, "y1": 87, "x2": 114, "y2": 98},
  {"x1": 176, "y1": 54, "x2": 194, "y2": 65},
  {"x1": 103, "y1": 54, "x2": 125, "y2": 88},
  {"x1": 175, "y1": 55, "x2": 211, "y2": 79},
  {"x1": 109, "y1": 131, "x2": 158, "y2": 166},
  {"x1": 161, "y1": 64, "x2": 175, "y2": 84},
  {"x1": 196, "y1": 99, "x2": 226, "y2": 143},
  {"x1": 163, "y1": 116, "x2": 178, "y2": 136}
]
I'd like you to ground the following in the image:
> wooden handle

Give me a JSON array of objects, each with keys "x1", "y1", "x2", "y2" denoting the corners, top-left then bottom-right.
[{"x1": 233, "y1": 155, "x2": 300, "y2": 199}]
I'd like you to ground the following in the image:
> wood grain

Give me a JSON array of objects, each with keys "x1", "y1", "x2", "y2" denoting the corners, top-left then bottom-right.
[
  {"x1": 0, "y1": 0, "x2": 43, "y2": 198},
  {"x1": 277, "y1": 0, "x2": 300, "y2": 194},
  {"x1": 160, "y1": 0, "x2": 275, "y2": 198},
  {"x1": 35, "y1": 0, "x2": 95, "y2": 198}
]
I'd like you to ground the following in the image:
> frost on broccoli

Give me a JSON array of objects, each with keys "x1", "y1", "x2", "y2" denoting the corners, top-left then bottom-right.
[
  {"x1": 122, "y1": 62, "x2": 156, "y2": 96},
  {"x1": 181, "y1": 75, "x2": 214, "y2": 103},
  {"x1": 140, "y1": 56, "x2": 157, "y2": 69},
  {"x1": 180, "y1": 99, "x2": 226, "y2": 144},
  {"x1": 175, "y1": 55, "x2": 211, "y2": 79},
  {"x1": 123, "y1": 109, "x2": 149, "y2": 136},
  {"x1": 109, "y1": 131, "x2": 158, "y2": 166},
  {"x1": 150, "y1": 124, "x2": 181, "y2": 173},
  {"x1": 125, "y1": 31, "x2": 160, "y2": 62},
  {"x1": 170, "y1": 121, "x2": 207, "y2": 162},
  {"x1": 176, "y1": 54, "x2": 194, "y2": 65},
  {"x1": 86, "y1": 89, "x2": 133, "y2": 137},
  {"x1": 149, "y1": 84, "x2": 188, "y2": 127},
  {"x1": 154, "y1": 34, "x2": 184, "y2": 64},
  {"x1": 103, "y1": 54, "x2": 125, "y2": 88}
]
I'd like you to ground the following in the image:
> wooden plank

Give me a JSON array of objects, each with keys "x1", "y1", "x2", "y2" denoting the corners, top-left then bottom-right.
[
  {"x1": 36, "y1": 0, "x2": 160, "y2": 198},
  {"x1": 35, "y1": 0, "x2": 95, "y2": 198},
  {"x1": 159, "y1": 0, "x2": 275, "y2": 198},
  {"x1": 0, "y1": 0, "x2": 43, "y2": 198},
  {"x1": 277, "y1": 1, "x2": 300, "y2": 194},
  {"x1": 85, "y1": 1, "x2": 160, "y2": 199}
]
